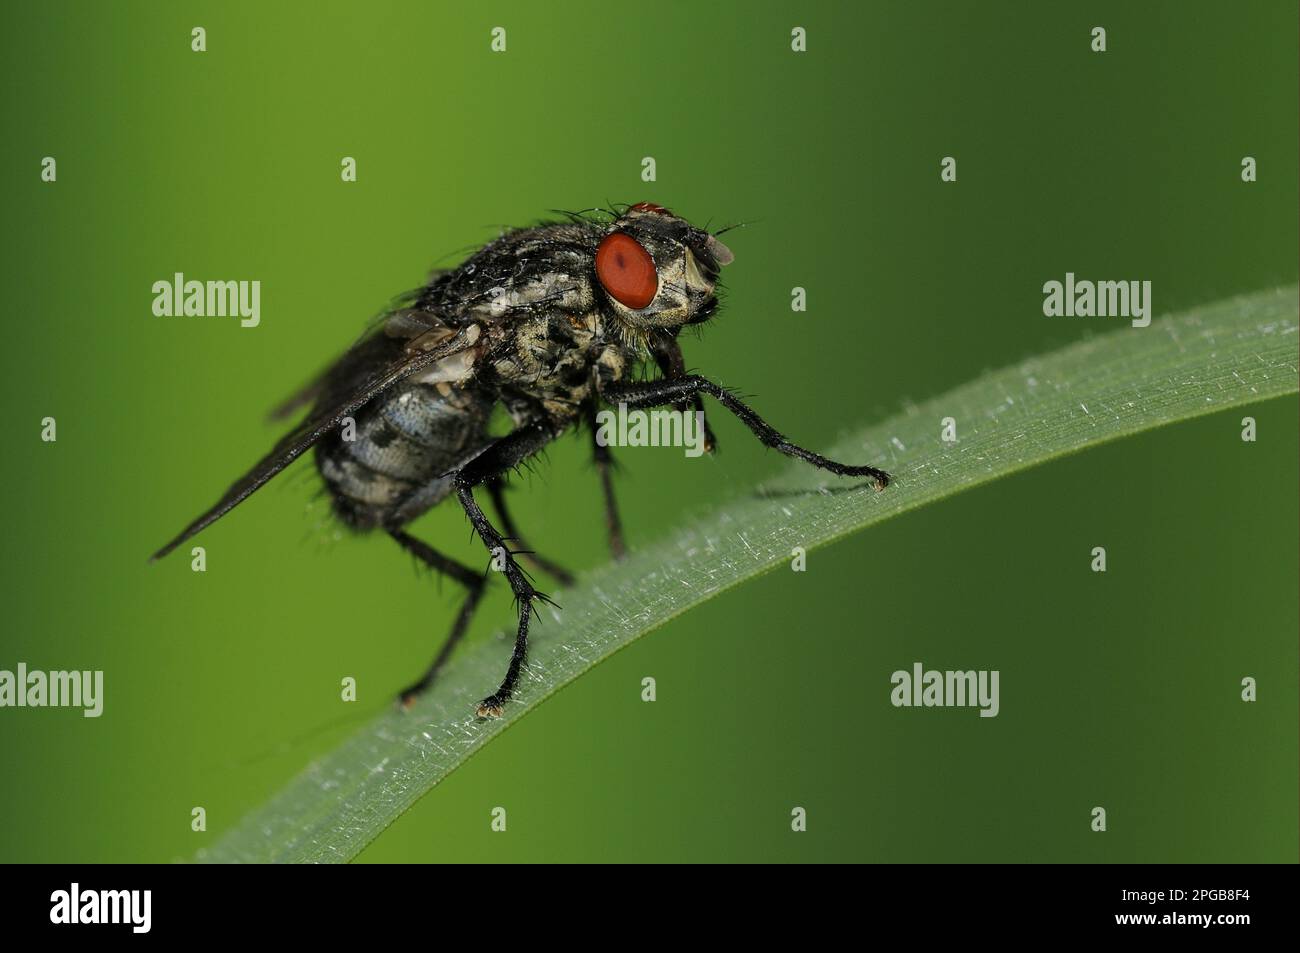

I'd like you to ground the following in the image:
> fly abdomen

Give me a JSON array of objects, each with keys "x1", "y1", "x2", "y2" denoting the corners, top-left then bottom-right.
[
  {"x1": 382, "y1": 383, "x2": 487, "y2": 450},
  {"x1": 316, "y1": 382, "x2": 493, "y2": 529}
]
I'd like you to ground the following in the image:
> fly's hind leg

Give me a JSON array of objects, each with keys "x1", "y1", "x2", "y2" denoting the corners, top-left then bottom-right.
[
  {"x1": 486, "y1": 477, "x2": 576, "y2": 587},
  {"x1": 389, "y1": 529, "x2": 486, "y2": 709},
  {"x1": 451, "y1": 420, "x2": 562, "y2": 717}
]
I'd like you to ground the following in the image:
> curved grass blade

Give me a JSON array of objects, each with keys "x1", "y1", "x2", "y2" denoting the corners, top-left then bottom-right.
[{"x1": 201, "y1": 285, "x2": 1299, "y2": 863}]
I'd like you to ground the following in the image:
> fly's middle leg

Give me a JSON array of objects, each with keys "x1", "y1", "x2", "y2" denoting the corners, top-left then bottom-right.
[
  {"x1": 587, "y1": 411, "x2": 627, "y2": 560},
  {"x1": 486, "y1": 477, "x2": 575, "y2": 587},
  {"x1": 388, "y1": 529, "x2": 486, "y2": 709}
]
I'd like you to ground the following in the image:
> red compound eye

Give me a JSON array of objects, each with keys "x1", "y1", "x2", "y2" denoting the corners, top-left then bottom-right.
[
  {"x1": 595, "y1": 232, "x2": 658, "y2": 309},
  {"x1": 630, "y1": 202, "x2": 671, "y2": 215}
]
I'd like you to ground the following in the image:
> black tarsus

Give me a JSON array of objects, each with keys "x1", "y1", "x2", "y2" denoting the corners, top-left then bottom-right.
[
  {"x1": 388, "y1": 529, "x2": 486, "y2": 707},
  {"x1": 601, "y1": 375, "x2": 891, "y2": 487}
]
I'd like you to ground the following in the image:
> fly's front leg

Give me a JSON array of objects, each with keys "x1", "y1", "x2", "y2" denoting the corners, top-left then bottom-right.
[
  {"x1": 602, "y1": 376, "x2": 891, "y2": 486},
  {"x1": 451, "y1": 420, "x2": 562, "y2": 717},
  {"x1": 651, "y1": 335, "x2": 717, "y2": 453}
]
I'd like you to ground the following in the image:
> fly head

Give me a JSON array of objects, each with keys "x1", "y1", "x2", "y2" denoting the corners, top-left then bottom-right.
[{"x1": 593, "y1": 203, "x2": 734, "y2": 332}]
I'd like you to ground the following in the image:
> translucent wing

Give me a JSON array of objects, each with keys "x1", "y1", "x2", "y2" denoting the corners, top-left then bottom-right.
[
  {"x1": 150, "y1": 321, "x2": 481, "y2": 561},
  {"x1": 266, "y1": 279, "x2": 457, "y2": 422}
]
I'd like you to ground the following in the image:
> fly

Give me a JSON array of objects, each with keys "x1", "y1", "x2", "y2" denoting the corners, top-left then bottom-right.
[{"x1": 151, "y1": 204, "x2": 891, "y2": 717}]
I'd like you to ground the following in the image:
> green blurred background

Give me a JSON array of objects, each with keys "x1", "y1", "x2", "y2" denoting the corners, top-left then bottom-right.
[{"x1": 2, "y1": 0, "x2": 1296, "y2": 863}]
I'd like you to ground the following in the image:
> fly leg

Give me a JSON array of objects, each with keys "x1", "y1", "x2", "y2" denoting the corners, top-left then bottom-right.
[
  {"x1": 601, "y1": 376, "x2": 891, "y2": 486},
  {"x1": 651, "y1": 335, "x2": 717, "y2": 453},
  {"x1": 486, "y1": 477, "x2": 576, "y2": 586},
  {"x1": 587, "y1": 410, "x2": 627, "y2": 560},
  {"x1": 451, "y1": 420, "x2": 562, "y2": 717},
  {"x1": 388, "y1": 530, "x2": 486, "y2": 708}
]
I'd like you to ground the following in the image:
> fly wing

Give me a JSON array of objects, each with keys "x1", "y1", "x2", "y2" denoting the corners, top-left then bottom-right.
[
  {"x1": 265, "y1": 373, "x2": 326, "y2": 422},
  {"x1": 266, "y1": 278, "x2": 457, "y2": 422},
  {"x1": 150, "y1": 321, "x2": 482, "y2": 562}
]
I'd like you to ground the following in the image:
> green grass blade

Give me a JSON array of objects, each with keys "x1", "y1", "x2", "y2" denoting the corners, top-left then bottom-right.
[{"x1": 202, "y1": 286, "x2": 1299, "y2": 863}]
